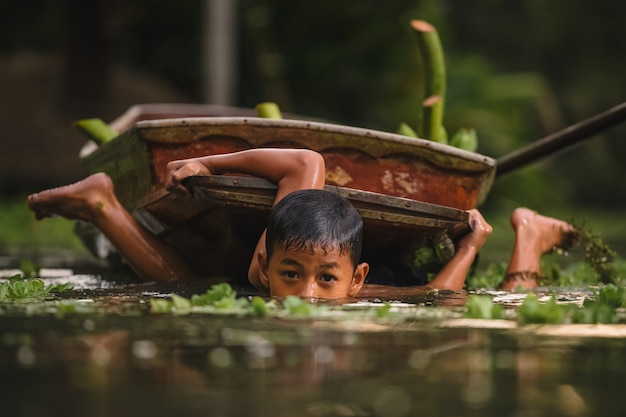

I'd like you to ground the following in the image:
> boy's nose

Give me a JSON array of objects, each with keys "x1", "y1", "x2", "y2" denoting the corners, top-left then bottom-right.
[{"x1": 296, "y1": 282, "x2": 318, "y2": 298}]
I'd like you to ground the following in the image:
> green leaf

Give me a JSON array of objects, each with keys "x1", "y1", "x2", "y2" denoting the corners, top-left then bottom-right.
[
  {"x1": 375, "y1": 303, "x2": 392, "y2": 318},
  {"x1": 449, "y1": 128, "x2": 478, "y2": 152},
  {"x1": 19, "y1": 260, "x2": 40, "y2": 279},
  {"x1": 596, "y1": 284, "x2": 624, "y2": 308},
  {"x1": 283, "y1": 296, "x2": 316, "y2": 318},
  {"x1": 171, "y1": 294, "x2": 192, "y2": 315},
  {"x1": 397, "y1": 122, "x2": 418, "y2": 138},
  {"x1": 191, "y1": 283, "x2": 238, "y2": 306},
  {"x1": 250, "y1": 296, "x2": 270, "y2": 317},
  {"x1": 464, "y1": 295, "x2": 503, "y2": 319},
  {"x1": 48, "y1": 282, "x2": 75, "y2": 293},
  {"x1": 517, "y1": 294, "x2": 564, "y2": 325},
  {"x1": 73, "y1": 118, "x2": 118, "y2": 145},
  {"x1": 0, "y1": 284, "x2": 8, "y2": 300},
  {"x1": 150, "y1": 298, "x2": 173, "y2": 314},
  {"x1": 255, "y1": 102, "x2": 283, "y2": 119}
]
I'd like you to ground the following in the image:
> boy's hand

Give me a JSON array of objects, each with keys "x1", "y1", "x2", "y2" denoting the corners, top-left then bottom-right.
[
  {"x1": 165, "y1": 159, "x2": 212, "y2": 194},
  {"x1": 457, "y1": 209, "x2": 492, "y2": 252}
]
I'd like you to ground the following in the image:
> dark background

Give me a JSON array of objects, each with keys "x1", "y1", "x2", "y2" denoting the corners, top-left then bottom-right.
[{"x1": 1, "y1": 0, "x2": 624, "y2": 219}]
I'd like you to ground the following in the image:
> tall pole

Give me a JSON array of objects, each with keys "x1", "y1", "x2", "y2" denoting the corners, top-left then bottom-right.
[{"x1": 203, "y1": 0, "x2": 238, "y2": 105}]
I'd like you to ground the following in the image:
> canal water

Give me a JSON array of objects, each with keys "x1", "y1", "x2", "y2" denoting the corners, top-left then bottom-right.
[{"x1": 1, "y1": 269, "x2": 626, "y2": 417}]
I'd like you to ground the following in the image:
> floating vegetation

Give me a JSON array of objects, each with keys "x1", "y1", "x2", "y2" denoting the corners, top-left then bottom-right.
[
  {"x1": 146, "y1": 282, "x2": 626, "y2": 327},
  {"x1": 516, "y1": 293, "x2": 568, "y2": 325},
  {"x1": 150, "y1": 283, "x2": 329, "y2": 318},
  {"x1": 570, "y1": 220, "x2": 619, "y2": 284},
  {"x1": 0, "y1": 269, "x2": 74, "y2": 301},
  {"x1": 465, "y1": 285, "x2": 625, "y2": 325},
  {"x1": 465, "y1": 262, "x2": 507, "y2": 290},
  {"x1": 466, "y1": 233, "x2": 624, "y2": 291},
  {"x1": 2, "y1": 265, "x2": 625, "y2": 330},
  {"x1": 464, "y1": 294, "x2": 504, "y2": 320}
]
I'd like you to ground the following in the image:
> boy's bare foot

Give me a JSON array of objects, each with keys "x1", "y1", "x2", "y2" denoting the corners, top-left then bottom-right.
[
  {"x1": 510, "y1": 208, "x2": 575, "y2": 254},
  {"x1": 498, "y1": 208, "x2": 576, "y2": 290},
  {"x1": 27, "y1": 173, "x2": 117, "y2": 222}
]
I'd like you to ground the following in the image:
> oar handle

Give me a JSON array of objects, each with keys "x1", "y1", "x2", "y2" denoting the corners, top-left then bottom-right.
[{"x1": 496, "y1": 102, "x2": 626, "y2": 177}]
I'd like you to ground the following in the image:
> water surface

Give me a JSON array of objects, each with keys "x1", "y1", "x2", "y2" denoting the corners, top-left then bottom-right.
[{"x1": 1, "y1": 269, "x2": 625, "y2": 417}]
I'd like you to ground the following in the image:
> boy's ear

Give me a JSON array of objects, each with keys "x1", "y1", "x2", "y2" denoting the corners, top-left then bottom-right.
[
  {"x1": 348, "y1": 262, "x2": 369, "y2": 296},
  {"x1": 257, "y1": 251, "x2": 270, "y2": 290}
]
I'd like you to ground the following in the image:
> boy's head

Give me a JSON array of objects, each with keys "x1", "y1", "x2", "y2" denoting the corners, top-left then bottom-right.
[{"x1": 258, "y1": 189, "x2": 369, "y2": 299}]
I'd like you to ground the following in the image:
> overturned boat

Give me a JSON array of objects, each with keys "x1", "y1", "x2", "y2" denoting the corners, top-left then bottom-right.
[{"x1": 77, "y1": 104, "x2": 497, "y2": 281}]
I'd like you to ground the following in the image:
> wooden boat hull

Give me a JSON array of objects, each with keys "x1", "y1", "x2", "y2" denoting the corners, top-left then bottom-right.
[
  {"x1": 82, "y1": 117, "x2": 496, "y2": 211},
  {"x1": 79, "y1": 115, "x2": 492, "y2": 282}
]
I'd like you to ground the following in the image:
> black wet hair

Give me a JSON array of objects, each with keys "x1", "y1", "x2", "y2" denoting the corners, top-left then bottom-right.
[{"x1": 265, "y1": 189, "x2": 363, "y2": 269}]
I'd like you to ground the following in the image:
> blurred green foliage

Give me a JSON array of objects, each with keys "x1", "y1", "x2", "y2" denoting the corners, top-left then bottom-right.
[{"x1": 0, "y1": 195, "x2": 85, "y2": 252}]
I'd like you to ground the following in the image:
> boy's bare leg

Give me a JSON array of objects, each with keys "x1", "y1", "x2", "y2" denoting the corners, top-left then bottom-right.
[
  {"x1": 28, "y1": 173, "x2": 201, "y2": 282},
  {"x1": 498, "y1": 208, "x2": 575, "y2": 290}
]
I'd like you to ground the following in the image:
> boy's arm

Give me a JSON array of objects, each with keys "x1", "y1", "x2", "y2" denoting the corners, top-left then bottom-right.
[
  {"x1": 166, "y1": 148, "x2": 325, "y2": 202},
  {"x1": 426, "y1": 210, "x2": 492, "y2": 291},
  {"x1": 165, "y1": 148, "x2": 326, "y2": 291}
]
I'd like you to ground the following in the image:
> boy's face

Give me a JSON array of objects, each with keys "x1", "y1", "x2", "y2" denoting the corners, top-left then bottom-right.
[{"x1": 258, "y1": 244, "x2": 368, "y2": 299}]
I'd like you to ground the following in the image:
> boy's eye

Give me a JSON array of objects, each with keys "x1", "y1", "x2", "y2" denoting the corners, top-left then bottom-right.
[
  {"x1": 282, "y1": 271, "x2": 299, "y2": 279},
  {"x1": 319, "y1": 274, "x2": 337, "y2": 283}
]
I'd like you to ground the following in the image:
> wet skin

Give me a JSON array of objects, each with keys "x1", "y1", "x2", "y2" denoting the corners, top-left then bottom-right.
[
  {"x1": 258, "y1": 245, "x2": 369, "y2": 299},
  {"x1": 26, "y1": 151, "x2": 575, "y2": 294},
  {"x1": 500, "y1": 208, "x2": 576, "y2": 290}
]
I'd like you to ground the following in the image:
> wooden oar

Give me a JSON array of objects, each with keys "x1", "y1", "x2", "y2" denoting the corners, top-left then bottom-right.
[{"x1": 496, "y1": 102, "x2": 626, "y2": 177}]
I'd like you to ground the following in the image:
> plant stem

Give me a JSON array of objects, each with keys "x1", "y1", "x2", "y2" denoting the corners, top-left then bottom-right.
[
  {"x1": 411, "y1": 20, "x2": 447, "y2": 143},
  {"x1": 73, "y1": 119, "x2": 118, "y2": 145}
]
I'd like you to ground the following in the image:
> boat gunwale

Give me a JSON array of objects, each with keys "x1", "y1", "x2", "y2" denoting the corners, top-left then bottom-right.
[
  {"x1": 132, "y1": 117, "x2": 496, "y2": 170},
  {"x1": 134, "y1": 175, "x2": 470, "y2": 239}
]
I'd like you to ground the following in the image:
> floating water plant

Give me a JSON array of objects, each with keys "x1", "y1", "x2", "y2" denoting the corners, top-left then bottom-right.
[
  {"x1": 466, "y1": 284, "x2": 625, "y2": 325},
  {"x1": 464, "y1": 294, "x2": 503, "y2": 320},
  {"x1": 571, "y1": 220, "x2": 618, "y2": 284},
  {"x1": 516, "y1": 294, "x2": 567, "y2": 325},
  {"x1": 150, "y1": 283, "x2": 279, "y2": 317},
  {"x1": 0, "y1": 273, "x2": 74, "y2": 301}
]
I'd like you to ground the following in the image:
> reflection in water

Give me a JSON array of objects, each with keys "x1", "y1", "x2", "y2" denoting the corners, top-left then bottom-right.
[
  {"x1": 3, "y1": 314, "x2": 626, "y2": 416},
  {"x1": 1, "y1": 273, "x2": 625, "y2": 416}
]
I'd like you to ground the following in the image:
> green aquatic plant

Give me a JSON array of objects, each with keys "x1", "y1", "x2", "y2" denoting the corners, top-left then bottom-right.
[
  {"x1": 147, "y1": 283, "x2": 626, "y2": 326},
  {"x1": 250, "y1": 296, "x2": 274, "y2": 317},
  {"x1": 516, "y1": 285, "x2": 624, "y2": 325},
  {"x1": 19, "y1": 260, "x2": 41, "y2": 279},
  {"x1": 464, "y1": 294, "x2": 503, "y2": 319},
  {"x1": 282, "y1": 295, "x2": 329, "y2": 318},
  {"x1": 150, "y1": 283, "x2": 329, "y2": 318},
  {"x1": 0, "y1": 273, "x2": 74, "y2": 301},
  {"x1": 574, "y1": 300, "x2": 617, "y2": 324},
  {"x1": 375, "y1": 303, "x2": 393, "y2": 318},
  {"x1": 190, "y1": 282, "x2": 249, "y2": 310},
  {"x1": 150, "y1": 283, "x2": 274, "y2": 316},
  {"x1": 571, "y1": 284, "x2": 625, "y2": 324},
  {"x1": 517, "y1": 294, "x2": 566, "y2": 325},
  {"x1": 465, "y1": 284, "x2": 624, "y2": 325},
  {"x1": 149, "y1": 298, "x2": 173, "y2": 314},
  {"x1": 570, "y1": 220, "x2": 618, "y2": 285},
  {"x1": 465, "y1": 262, "x2": 507, "y2": 290}
]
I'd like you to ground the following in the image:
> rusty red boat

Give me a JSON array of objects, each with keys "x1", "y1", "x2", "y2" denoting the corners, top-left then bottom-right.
[{"x1": 77, "y1": 104, "x2": 497, "y2": 280}]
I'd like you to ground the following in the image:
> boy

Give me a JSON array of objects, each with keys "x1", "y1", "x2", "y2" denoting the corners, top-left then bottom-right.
[{"x1": 28, "y1": 148, "x2": 573, "y2": 298}]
